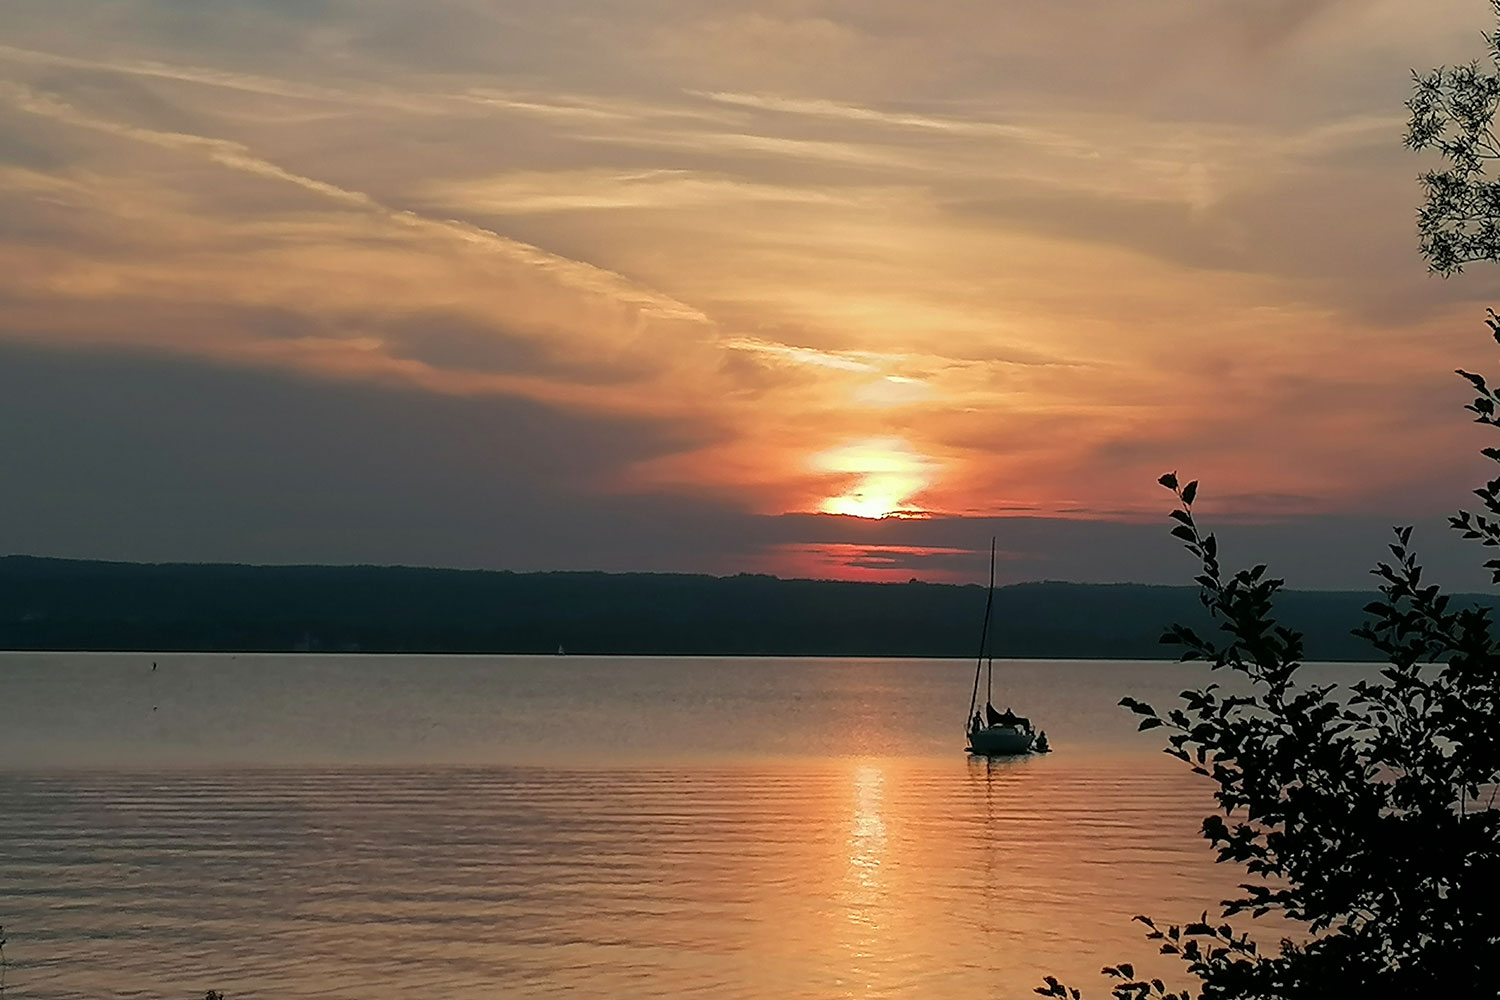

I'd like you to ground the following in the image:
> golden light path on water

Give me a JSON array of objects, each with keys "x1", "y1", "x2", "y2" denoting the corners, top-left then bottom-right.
[{"x1": 842, "y1": 764, "x2": 890, "y2": 995}]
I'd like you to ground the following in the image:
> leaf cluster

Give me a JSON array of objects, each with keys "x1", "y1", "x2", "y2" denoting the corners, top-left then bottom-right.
[{"x1": 1406, "y1": 1, "x2": 1500, "y2": 274}]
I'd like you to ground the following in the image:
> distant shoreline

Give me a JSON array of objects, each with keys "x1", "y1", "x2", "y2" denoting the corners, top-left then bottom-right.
[{"x1": 3, "y1": 555, "x2": 1491, "y2": 661}]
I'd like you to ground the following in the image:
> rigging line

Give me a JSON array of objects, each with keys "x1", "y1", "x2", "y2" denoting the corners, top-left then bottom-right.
[{"x1": 967, "y1": 537, "x2": 996, "y2": 725}]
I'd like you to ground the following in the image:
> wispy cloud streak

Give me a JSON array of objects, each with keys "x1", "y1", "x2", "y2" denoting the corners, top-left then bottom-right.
[{"x1": 0, "y1": 81, "x2": 712, "y2": 325}]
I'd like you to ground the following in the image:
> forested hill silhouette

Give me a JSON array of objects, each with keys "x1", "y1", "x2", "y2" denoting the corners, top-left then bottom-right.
[{"x1": 3, "y1": 554, "x2": 1494, "y2": 659}]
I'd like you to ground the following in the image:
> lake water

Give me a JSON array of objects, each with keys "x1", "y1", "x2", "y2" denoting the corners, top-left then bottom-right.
[{"x1": 0, "y1": 654, "x2": 1320, "y2": 999}]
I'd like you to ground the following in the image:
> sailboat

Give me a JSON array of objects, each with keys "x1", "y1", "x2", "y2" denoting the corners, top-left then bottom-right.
[{"x1": 965, "y1": 538, "x2": 1046, "y2": 756}]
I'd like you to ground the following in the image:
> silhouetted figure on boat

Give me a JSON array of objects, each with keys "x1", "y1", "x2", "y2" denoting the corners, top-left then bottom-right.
[
  {"x1": 985, "y1": 703, "x2": 1031, "y2": 729},
  {"x1": 986, "y1": 703, "x2": 1020, "y2": 727}
]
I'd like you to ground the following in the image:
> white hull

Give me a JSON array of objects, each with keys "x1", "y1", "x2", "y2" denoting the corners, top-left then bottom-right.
[{"x1": 967, "y1": 725, "x2": 1035, "y2": 756}]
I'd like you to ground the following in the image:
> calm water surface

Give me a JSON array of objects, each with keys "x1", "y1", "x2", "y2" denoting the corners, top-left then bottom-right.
[{"x1": 0, "y1": 654, "x2": 1321, "y2": 999}]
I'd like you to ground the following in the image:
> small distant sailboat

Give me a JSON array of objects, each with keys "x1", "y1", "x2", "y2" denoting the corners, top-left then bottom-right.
[{"x1": 965, "y1": 539, "x2": 1047, "y2": 756}]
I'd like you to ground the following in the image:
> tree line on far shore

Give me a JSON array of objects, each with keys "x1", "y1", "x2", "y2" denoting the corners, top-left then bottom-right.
[{"x1": 0, "y1": 554, "x2": 1478, "y2": 659}]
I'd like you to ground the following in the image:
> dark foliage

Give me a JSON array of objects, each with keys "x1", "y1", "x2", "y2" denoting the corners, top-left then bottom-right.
[{"x1": 1040, "y1": 419, "x2": 1500, "y2": 997}]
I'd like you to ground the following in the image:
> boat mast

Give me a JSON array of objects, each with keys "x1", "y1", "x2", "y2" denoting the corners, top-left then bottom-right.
[
  {"x1": 985, "y1": 537, "x2": 995, "y2": 708},
  {"x1": 966, "y1": 537, "x2": 997, "y2": 726}
]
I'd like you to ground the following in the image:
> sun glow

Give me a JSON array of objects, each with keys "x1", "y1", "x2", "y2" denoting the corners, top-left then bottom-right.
[{"x1": 813, "y1": 437, "x2": 934, "y2": 518}]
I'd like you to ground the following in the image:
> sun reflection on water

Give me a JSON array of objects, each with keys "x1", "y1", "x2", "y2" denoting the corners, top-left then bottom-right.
[
  {"x1": 838, "y1": 763, "x2": 890, "y2": 989},
  {"x1": 847, "y1": 764, "x2": 887, "y2": 902}
]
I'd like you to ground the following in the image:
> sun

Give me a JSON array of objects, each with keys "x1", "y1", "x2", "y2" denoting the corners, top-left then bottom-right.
[
  {"x1": 813, "y1": 437, "x2": 933, "y2": 519},
  {"x1": 821, "y1": 479, "x2": 916, "y2": 518}
]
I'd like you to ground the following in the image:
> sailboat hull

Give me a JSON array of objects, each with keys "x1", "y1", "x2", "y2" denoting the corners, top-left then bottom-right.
[{"x1": 967, "y1": 725, "x2": 1035, "y2": 756}]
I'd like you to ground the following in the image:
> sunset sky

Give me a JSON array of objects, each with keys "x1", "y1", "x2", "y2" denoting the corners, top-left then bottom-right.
[{"x1": 3, "y1": 0, "x2": 1500, "y2": 586}]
